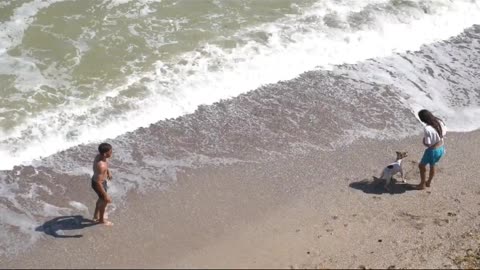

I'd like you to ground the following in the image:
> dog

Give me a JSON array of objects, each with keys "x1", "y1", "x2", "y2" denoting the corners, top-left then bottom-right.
[{"x1": 380, "y1": 151, "x2": 408, "y2": 191}]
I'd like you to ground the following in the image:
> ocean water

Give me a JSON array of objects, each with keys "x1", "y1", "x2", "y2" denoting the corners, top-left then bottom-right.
[{"x1": 1, "y1": 0, "x2": 480, "y2": 258}]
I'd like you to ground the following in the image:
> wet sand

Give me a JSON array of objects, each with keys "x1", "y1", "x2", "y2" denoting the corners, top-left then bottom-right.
[{"x1": 3, "y1": 129, "x2": 480, "y2": 269}]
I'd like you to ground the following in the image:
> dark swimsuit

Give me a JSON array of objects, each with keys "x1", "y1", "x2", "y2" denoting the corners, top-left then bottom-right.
[{"x1": 91, "y1": 177, "x2": 108, "y2": 199}]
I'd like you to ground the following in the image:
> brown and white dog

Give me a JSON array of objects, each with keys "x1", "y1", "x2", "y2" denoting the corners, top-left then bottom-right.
[{"x1": 380, "y1": 151, "x2": 408, "y2": 191}]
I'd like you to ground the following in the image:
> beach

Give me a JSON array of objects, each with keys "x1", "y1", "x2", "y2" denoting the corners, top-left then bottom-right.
[
  {"x1": 3, "y1": 128, "x2": 480, "y2": 269},
  {"x1": 2, "y1": 1, "x2": 480, "y2": 269}
]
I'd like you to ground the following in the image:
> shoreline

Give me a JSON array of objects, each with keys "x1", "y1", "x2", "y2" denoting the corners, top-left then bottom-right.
[{"x1": 3, "y1": 129, "x2": 480, "y2": 268}]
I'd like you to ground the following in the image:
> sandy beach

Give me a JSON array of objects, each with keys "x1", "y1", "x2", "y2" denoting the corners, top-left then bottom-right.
[
  {"x1": 3, "y1": 128, "x2": 480, "y2": 269},
  {"x1": 2, "y1": 2, "x2": 480, "y2": 269}
]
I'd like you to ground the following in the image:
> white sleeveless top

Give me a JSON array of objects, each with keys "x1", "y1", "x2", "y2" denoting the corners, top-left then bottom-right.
[{"x1": 423, "y1": 121, "x2": 447, "y2": 147}]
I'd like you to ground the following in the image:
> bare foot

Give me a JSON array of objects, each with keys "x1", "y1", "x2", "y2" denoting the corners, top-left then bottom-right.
[
  {"x1": 99, "y1": 220, "x2": 114, "y2": 226},
  {"x1": 415, "y1": 184, "x2": 426, "y2": 190},
  {"x1": 93, "y1": 213, "x2": 108, "y2": 222}
]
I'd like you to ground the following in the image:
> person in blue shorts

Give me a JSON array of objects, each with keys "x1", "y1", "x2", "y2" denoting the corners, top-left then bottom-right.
[{"x1": 416, "y1": 109, "x2": 447, "y2": 190}]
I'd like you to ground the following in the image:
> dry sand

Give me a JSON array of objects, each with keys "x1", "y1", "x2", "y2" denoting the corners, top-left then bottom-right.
[{"x1": 3, "y1": 130, "x2": 480, "y2": 269}]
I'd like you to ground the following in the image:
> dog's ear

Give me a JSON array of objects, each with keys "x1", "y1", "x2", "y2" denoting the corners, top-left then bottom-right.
[{"x1": 395, "y1": 151, "x2": 400, "y2": 155}]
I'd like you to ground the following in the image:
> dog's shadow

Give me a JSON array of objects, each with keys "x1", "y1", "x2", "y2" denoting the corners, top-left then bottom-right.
[
  {"x1": 35, "y1": 215, "x2": 98, "y2": 238},
  {"x1": 349, "y1": 177, "x2": 417, "y2": 195}
]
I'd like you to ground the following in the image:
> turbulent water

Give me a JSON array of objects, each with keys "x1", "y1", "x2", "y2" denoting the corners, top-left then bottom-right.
[{"x1": 1, "y1": 0, "x2": 480, "y2": 258}]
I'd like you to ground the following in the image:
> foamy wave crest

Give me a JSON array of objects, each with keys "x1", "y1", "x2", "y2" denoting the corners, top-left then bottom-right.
[
  {"x1": 340, "y1": 23, "x2": 480, "y2": 133},
  {"x1": 102, "y1": 0, "x2": 163, "y2": 9},
  {"x1": 0, "y1": 0, "x2": 73, "y2": 96},
  {"x1": 1, "y1": 0, "x2": 480, "y2": 170},
  {"x1": 0, "y1": 0, "x2": 70, "y2": 54}
]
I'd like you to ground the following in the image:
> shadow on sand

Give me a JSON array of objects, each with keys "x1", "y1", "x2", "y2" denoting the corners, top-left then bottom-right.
[
  {"x1": 35, "y1": 215, "x2": 98, "y2": 238},
  {"x1": 349, "y1": 177, "x2": 418, "y2": 195}
]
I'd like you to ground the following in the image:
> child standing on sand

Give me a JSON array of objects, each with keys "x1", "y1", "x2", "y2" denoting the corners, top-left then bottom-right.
[
  {"x1": 91, "y1": 142, "x2": 114, "y2": 226},
  {"x1": 416, "y1": 109, "x2": 447, "y2": 190}
]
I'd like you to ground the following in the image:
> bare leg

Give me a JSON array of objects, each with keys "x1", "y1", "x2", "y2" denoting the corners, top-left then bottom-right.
[
  {"x1": 426, "y1": 165, "x2": 435, "y2": 187},
  {"x1": 98, "y1": 200, "x2": 113, "y2": 226},
  {"x1": 417, "y1": 163, "x2": 427, "y2": 190},
  {"x1": 93, "y1": 199, "x2": 101, "y2": 221}
]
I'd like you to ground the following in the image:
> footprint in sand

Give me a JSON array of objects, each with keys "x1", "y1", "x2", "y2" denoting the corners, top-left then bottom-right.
[
  {"x1": 398, "y1": 211, "x2": 422, "y2": 220},
  {"x1": 414, "y1": 222, "x2": 426, "y2": 230},
  {"x1": 398, "y1": 211, "x2": 425, "y2": 230},
  {"x1": 447, "y1": 212, "x2": 457, "y2": 217},
  {"x1": 433, "y1": 218, "x2": 449, "y2": 226}
]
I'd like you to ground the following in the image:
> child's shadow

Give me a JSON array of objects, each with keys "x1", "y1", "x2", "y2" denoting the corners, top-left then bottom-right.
[
  {"x1": 35, "y1": 215, "x2": 98, "y2": 238},
  {"x1": 349, "y1": 177, "x2": 417, "y2": 195}
]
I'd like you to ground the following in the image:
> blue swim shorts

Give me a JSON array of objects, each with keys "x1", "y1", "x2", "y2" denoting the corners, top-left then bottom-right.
[{"x1": 420, "y1": 145, "x2": 445, "y2": 166}]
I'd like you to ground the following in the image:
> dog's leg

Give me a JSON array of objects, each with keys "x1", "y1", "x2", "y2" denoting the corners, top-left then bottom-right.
[
  {"x1": 377, "y1": 171, "x2": 385, "y2": 185},
  {"x1": 400, "y1": 167, "x2": 406, "y2": 183},
  {"x1": 384, "y1": 176, "x2": 391, "y2": 191}
]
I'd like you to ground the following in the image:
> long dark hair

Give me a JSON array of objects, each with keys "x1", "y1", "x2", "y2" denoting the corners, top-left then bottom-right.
[{"x1": 418, "y1": 109, "x2": 444, "y2": 138}]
